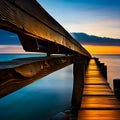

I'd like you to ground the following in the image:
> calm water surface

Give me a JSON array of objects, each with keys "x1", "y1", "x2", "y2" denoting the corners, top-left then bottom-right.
[
  {"x1": 0, "y1": 54, "x2": 120, "y2": 120},
  {"x1": 0, "y1": 54, "x2": 73, "y2": 120}
]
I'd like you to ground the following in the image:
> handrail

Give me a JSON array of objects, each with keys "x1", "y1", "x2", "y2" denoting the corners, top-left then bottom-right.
[{"x1": 0, "y1": 0, "x2": 91, "y2": 58}]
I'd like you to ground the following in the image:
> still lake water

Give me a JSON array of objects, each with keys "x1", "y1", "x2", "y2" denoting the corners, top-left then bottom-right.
[{"x1": 0, "y1": 54, "x2": 120, "y2": 120}]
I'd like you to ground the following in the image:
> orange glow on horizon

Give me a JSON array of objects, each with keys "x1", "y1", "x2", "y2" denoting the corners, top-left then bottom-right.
[{"x1": 83, "y1": 45, "x2": 120, "y2": 54}]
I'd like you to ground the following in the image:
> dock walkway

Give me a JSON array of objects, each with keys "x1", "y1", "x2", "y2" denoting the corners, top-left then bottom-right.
[{"x1": 78, "y1": 59, "x2": 120, "y2": 120}]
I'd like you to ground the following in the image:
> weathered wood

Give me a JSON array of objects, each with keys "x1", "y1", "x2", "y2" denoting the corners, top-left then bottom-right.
[
  {"x1": 81, "y1": 96, "x2": 120, "y2": 110},
  {"x1": 78, "y1": 110, "x2": 120, "y2": 120},
  {"x1": 78, "y1": 59, "x2": 120, "y2": 120},
  {"x1": 113, "y1": 79, "x2": 120, "y2": 100},
  {"x1": 0, "y1": 56, "x2": 72, "y2": 98},
  {"x1": 0, "y1": 0, "x2": 90, "y2": 57},
  {"x1": 72, "y1": 58, "x2": 86, "y2": 110}
]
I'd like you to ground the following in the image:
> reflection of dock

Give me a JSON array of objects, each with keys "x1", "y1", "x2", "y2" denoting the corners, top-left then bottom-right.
[
  {"x1": 0, "y1": 56, "x2": 72, "y2": 98},
  {"x1": 78, "y1": 59, "x2": 120, "y2": 120}
]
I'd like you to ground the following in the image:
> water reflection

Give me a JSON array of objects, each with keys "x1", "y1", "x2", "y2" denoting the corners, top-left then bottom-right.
[{"x1": 0, "y1": 65, "x2": 73, "y2": 120}]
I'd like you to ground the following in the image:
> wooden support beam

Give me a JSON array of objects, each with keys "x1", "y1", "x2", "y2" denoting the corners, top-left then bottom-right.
[
  {"x1": 0, "y1": 0, "x2": 91, "y2": 57},
  {"x1": 0, "y1": 56, "x2": 73, "y2": 98},
  {"x1": 72, "y1": 57, "x2": 86, "y2": 111},
  {"x1": 113, "y1": 79, "x2": 120, "y2": 100}
]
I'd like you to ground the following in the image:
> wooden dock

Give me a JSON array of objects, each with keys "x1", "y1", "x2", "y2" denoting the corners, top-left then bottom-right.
[{"x1": 78, "y1": 59, "x2": 120, "y2": 120}]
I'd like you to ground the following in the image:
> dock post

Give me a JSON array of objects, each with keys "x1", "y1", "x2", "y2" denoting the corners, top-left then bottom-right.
[
  {"x1": 113, "y1": 79, "x2": 120, "y2": 100},
  {"x1": 103, "y1": 65, "x2": 107, "y2": 80},
  {"x1": 100, "y1": 63, "x2": 107, "y2": 80},
  {"x1": 72, "y1": 57, "x2": 86, "y2": 112},
  {"x1": 94, "y1": 57, "x2": 99, "y2": 64},
  {"x1": 94, "y1": 58, "x2": 100, "y2": 66}
]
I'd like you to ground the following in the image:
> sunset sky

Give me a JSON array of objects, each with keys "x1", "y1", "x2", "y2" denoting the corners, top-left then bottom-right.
[
  {"x1": 37, "y1": 0, "x2": 120, "y2": 54},
  {"x1": 0, "y1": 0, "x2": 120, "y2": 54},
  {"x1": 37, "y1": 0, "x2": 120, "y2": 38}
]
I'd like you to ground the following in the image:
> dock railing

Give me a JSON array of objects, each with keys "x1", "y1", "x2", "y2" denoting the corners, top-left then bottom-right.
[{"x1": 0, "y1": 0, "x2": 91, "y2": 57}]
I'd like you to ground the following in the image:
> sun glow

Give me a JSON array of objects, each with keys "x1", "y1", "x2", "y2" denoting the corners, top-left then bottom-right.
[
  {"x1": 83, "y1": 45, "x2": 120, "y2": 54},
  {"x1": 0, "y1": 45, "x2": 25, "y2": 53}
]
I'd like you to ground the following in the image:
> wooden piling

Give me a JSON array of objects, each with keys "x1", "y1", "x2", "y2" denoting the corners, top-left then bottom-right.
[
  {"x1": 113, "y1": 79, "x2": 120, "y2": 100},
  {"x1": 72, "y1": 58, "x2": 86, "y2": 110},
  {"x1": 103, "y1": 65, "x2": 107, "y2": 80},
  {"x1": 100, "y1": 63, "x2": 107, "y2": 80},
  {"x1": 94, "y1": 58, "x2": 107, "y2": 80}
]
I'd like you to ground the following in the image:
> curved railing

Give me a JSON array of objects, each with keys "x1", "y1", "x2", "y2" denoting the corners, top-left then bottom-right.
[{"x1": 0, "y1": 0, "x2": 91, "y2": 57}]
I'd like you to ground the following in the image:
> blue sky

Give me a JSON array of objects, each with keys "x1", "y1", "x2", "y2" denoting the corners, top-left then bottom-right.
[{"x1": 37, "y1": 0, "x2": 120, "y2": 38}]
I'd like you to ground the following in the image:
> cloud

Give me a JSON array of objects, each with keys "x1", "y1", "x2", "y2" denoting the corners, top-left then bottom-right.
[
  {"x1": 0, "y1": 45, "x2": 25, "y2": 53},
  {"x1": 83, "y1": 45, "x2": 120, "y2": 54},
  {"x1": 64, "y1": 18, "x2": 120, "y2": 38},
  {"x1": 37, "y1": 0, "x2": 120, "y2": 38},
  {"x1": 71, "y1": 32, "x2": 120, "y2": 46}
]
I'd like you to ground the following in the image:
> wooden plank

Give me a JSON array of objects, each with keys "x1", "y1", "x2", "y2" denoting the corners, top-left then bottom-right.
[
  {"x1": 84, "y1": 85, "x2": 110, "y2": 88},
  {"x1": 78, "y1": 110, "x2": 120, "y2": 120},
  {"x1": 81, "y1": 96, "x2": 120, "y2": 109},
  {"x1": 86, "y1": 71, "x2": 101, "y2": 75},
  {"x1": 85, "y1": 83, "x2": 109, "y2": 85},
  {"x1": 83, "y1": 91, "x2": 114, "y2": 96},
  {"x1": 78, "y1": 59, "x2": 120, "y2": 119},
  {"x1": 85, "y1": 77, "x2": 107, "y2": 84}
]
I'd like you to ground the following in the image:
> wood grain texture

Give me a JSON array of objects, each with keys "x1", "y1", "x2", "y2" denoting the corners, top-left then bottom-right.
[
  {"x1": 0, "y1": 56, "x2": 72, "y2": 98},
  {"x1": 78, "y1": 59, "x2": 120, "y2": 119},
  {"x1": 0, "y1": 0, "x2": 90, "y2": 57}
]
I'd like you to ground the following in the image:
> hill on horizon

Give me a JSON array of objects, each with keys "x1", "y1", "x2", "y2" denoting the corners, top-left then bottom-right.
[{"x1": 71, "y1": 32, "x2": 120, "y2": 46}]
